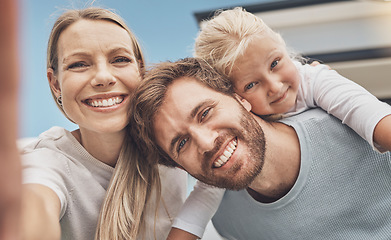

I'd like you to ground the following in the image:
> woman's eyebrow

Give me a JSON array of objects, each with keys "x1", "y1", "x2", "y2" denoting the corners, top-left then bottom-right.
[{"x1": 62, "y1": 52, "x2": 90, "y2": 64}]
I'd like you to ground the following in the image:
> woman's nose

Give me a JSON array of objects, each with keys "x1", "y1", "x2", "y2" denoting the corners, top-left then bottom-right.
[{"x1": 91, "y1": 64, "x2": 116, "y2": 88}]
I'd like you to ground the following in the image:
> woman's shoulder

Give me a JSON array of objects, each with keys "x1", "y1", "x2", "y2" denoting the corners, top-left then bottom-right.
[
  {"x1": 19, "y1": 126, "x2": 73, "y2": 157},
  {"x1": 158, "y1": 165, "x2": 188, "y2": 199}
]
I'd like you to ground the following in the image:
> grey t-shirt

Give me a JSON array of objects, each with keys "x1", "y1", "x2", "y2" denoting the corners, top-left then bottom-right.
[{"x1": 212, "y1": 109, "x2": 391, "y2": 240}]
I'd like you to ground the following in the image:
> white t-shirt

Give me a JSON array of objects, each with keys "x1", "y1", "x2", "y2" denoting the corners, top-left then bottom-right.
[
  {"x1": 21, "y1": 126, "x2": 187, "y2": 240},
  {"x1": 172, "y1": 62, "x2": 391, "y2": 238}
]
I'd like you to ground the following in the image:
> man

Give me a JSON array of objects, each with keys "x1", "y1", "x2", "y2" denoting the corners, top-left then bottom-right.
[{"x1": 131, "y1": 58, "x2": 391, "y2": 239}]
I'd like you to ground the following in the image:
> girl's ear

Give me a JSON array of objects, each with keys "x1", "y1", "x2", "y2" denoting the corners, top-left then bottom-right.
[
  {"x1": 47, "y1": 68, "x2": 61, "y2": 98},
  {"x1": 234, "y1": 93, "x2": 252, "y2": 112}
]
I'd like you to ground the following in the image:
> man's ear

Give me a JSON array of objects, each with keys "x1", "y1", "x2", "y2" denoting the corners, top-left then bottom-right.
[
  {"x1": 47, "y1": 68, "x2": 61, "y2": 98},
  {"x1": 234, "y1": 93, "x2": 252, "y2": 112}
]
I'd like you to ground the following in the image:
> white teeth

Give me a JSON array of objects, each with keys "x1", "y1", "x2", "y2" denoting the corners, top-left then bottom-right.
[
  {"x1": 223, "y1": 150, "x2": 230, "y2": 158},
  {"x1": 227, "y1": 146, "x2": 234, "y2": 154},
  {"x1": 87, "y1": 96, "x2": 124, "y2": 107},
  {"x1": 213, "y1": 139, "x2": 237, "y2": 168}
]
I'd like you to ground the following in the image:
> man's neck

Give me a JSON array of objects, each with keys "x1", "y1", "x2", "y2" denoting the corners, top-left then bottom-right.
[{"x1": 247, "y1": 119, "x2": 301, "y2": 203}]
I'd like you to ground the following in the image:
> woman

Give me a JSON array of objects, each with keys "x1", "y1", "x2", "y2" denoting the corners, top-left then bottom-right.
[{"x1": 20, "y1": 7, "x2": 187, "y2": 240}]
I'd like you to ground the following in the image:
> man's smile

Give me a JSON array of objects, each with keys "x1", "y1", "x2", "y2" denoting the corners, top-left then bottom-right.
[{"x1": 213, "y1": 138, "x2": 238, "y2": 168}]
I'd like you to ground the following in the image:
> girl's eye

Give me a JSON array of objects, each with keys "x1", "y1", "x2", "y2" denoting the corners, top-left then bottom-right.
[
  {"x1": 245, "y1": 82, "x2": 257, "y2": 91},
  {"x1": 177, "y1": 138, "x2": 188, "y2": 152},
  {"x1": 271, "y1": 59, "x2": 279, "y2": 70}
]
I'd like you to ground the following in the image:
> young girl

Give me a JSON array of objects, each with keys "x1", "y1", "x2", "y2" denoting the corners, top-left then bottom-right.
[
  {"x1": 168, "y1": 7, "x2": 391, "y2": 239},
  {"x1": 20, "y1": 7, "x2": 187, "y2": 240}
]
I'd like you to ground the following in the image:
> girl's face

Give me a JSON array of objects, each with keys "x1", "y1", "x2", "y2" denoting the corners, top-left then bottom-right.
[
  {"x1": 48, "y1": 19, "x2": 141, "y2": 135},
  {"x1": 230, "y1": 37, "x2": 300, "y2": 116}
]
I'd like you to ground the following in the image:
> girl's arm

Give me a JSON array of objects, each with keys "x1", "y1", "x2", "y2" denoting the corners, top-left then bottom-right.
[
  {"x1": 305, "y1": 64, "x2": 391, "y2": 152},
  {"x1": 373, "y1": 115, "x2": 391, "y2": 151},
  {"x1": 167, "y1": 228, "x2": 199, "y2": 240},
  {"x1": 168, "y1": 181, "x2": 225, "y2": 240},
  {"x1": 21, "y1": 184, "x2": 61, "y2": 240}
]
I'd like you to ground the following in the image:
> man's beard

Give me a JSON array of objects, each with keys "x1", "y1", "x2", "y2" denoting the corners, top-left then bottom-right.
[{"x1": 192, "y1": 107, "x2": 266, "y2": 190}]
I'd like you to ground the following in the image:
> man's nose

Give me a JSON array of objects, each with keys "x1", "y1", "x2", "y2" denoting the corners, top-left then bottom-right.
[
  {"x1": 190, "y1": 126, "x2": 218, "y2": 154},
  {"x1": 91, "y1": 63, "x2": 116, "y2": 88}
]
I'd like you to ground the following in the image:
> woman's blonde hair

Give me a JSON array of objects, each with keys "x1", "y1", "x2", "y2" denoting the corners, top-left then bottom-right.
[
  {"x1": 97, "y1": 132, "x2": 161, "y2": 240},
  {"x1": 194, "y1": 7, "x2": 286, "y2": 78},
  {"x1": 46, "y1": 7, "x2": 158, "y2": 239}
]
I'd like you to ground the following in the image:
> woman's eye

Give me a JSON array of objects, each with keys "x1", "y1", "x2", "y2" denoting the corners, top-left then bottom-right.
[
  {"x1": 68, "y1": 62, "x2": 87, "y2": 69},
  {"x1": 245, "y1": 82, "x2": 256, "y2": 91},
  {"x1": 177, "y1": 138, "x2": 188, "y2": 152},
  {"x1": 271, "y1": 59, "x2": 279, "y2": 70},
  {"x1": 113, "y1": 57, "x2": 131, "y2": 64}
]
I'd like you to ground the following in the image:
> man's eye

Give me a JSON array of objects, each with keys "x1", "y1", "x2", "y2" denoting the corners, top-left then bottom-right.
[
  {"x1": 201, "y1": 108, "x2": 210, "y2": 121},
  {"x1": 177, "y1": 138, "x2": 188, "y2": 152},
  {"x1": 245, "y1": 82, "x2": 256, "y2": 91},
  {"x1": 271, "y1": 59, "x2": 279, "y2": 70}
]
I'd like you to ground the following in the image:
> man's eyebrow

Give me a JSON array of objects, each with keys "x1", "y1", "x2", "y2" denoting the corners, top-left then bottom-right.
[
  {"x1": 190, "y1": 99, "x2": 212, "y2": 119},
  {"x1": 168, "y1": 99, "x2": 214, "y2": 155}
]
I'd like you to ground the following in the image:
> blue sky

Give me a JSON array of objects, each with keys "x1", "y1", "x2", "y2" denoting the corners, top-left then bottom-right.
[{"x1": 18, "y1": 0, "x2": 270, "y2": 137}]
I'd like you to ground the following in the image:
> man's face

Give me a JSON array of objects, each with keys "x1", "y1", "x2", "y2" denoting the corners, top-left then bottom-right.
[{"x1": 153, "y1": 77, "x2": 266, "y2": 190}]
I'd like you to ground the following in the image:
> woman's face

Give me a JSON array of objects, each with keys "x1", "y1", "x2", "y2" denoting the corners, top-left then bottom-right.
[{"x1": 49, "y1": 19, "x2": 141, "y2": 135}]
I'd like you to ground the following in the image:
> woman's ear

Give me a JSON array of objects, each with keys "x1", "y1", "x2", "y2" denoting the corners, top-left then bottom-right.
[
  {"x1": 47, "y1": 68, "x2": 61, "y2": 98},
  {"x1": 234, "y1": 93, "x2": 252, "y2": 112}
]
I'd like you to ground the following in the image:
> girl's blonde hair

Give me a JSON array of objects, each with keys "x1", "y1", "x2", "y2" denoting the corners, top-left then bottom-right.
[
  {"x1": 194, "y1": 7, "x2": 286, "y2": 78},
  {"x1": 47, "y1": 7, "x2": 158, "y2": 239}
]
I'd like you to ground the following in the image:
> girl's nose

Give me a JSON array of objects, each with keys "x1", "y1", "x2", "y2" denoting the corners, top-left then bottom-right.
[{"x1": 266, "y1": 77, "x2": 282, "y2": 97}]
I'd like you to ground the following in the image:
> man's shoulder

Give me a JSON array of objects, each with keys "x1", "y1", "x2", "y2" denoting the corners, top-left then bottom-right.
[
  {"x1": 280, "y1": 108, "x2": 329, "y2": 126},
  {"x1": 279, "y1": 108, "x2": 353, "y2": 145}
]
